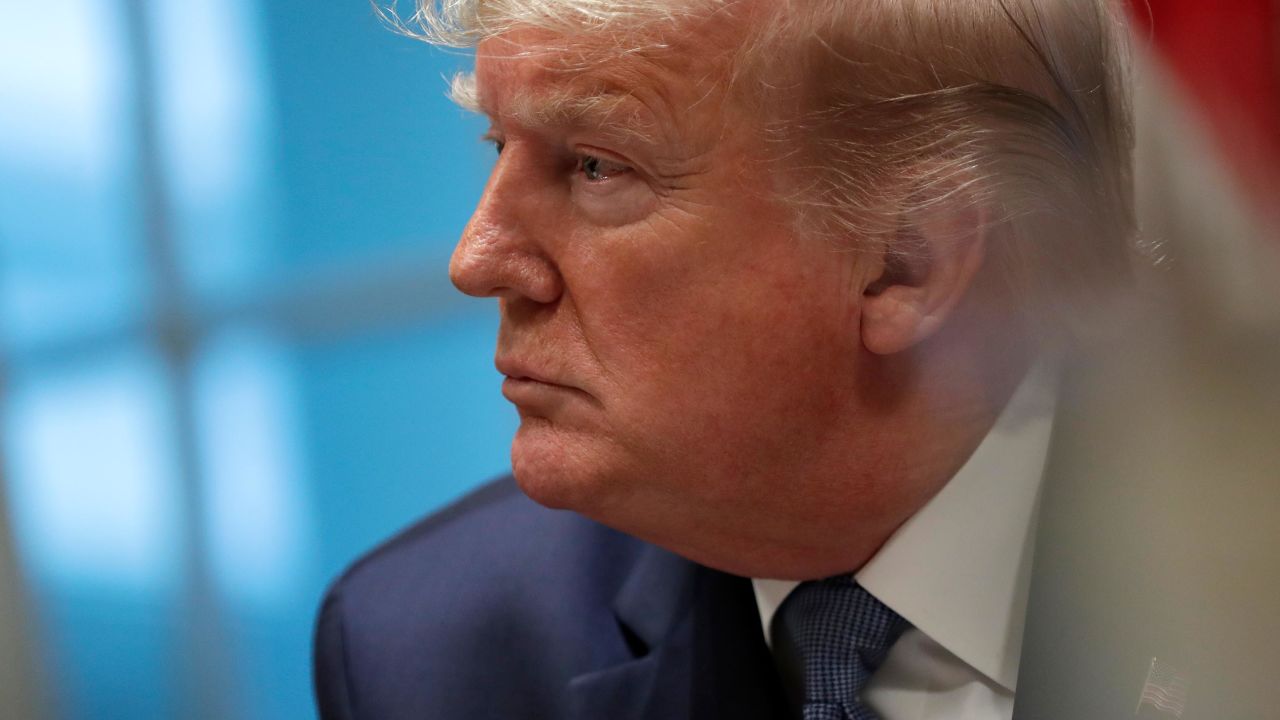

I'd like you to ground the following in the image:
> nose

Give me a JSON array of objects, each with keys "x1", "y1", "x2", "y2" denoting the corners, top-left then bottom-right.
[{"x1": 450, "y1": 153, "x2": 563, "y2": 304}]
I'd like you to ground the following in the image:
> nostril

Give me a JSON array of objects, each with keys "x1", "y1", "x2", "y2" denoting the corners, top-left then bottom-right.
[
  {"x1": 449, "y1": 236, "x2": 563, "y2": 303},
  {"x1": 522, "y1": 263, "x2": 564, "y2": 305}
]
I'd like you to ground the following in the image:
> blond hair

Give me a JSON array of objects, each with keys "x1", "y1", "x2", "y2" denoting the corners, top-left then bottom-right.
[{"x1": 385, "y1": 0, "x2": 1136, "y2": 338}]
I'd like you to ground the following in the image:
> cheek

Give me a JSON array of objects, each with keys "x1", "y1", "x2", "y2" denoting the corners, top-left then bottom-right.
[
  {"x1": 693, "y1": 295, "x2": 860, "y2": 415},
  {"x1": 596, "y1": 255, "x2": 864, "y2": 461},
  {"x1": 550, "y1": 196, "x2": 868, "y2": 489}
]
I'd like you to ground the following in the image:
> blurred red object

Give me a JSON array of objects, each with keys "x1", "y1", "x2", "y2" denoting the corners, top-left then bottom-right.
[{"x1": 1128, "y1": 0, "x2": 1280, "y2": 226}]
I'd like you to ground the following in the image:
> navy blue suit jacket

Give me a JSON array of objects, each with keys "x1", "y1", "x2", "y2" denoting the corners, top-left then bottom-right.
[{"x1": 313, "y1": 477, "x2": 789, "y2": 719}]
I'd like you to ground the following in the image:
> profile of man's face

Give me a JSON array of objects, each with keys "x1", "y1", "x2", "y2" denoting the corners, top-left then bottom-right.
[{"x1": 450, "y1": 25, "x2": 921, "y2": 575}]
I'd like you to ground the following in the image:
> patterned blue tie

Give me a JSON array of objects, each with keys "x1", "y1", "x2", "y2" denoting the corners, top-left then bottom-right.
[{"x1": 771, "y1": 575, "x2": 910, "y2": 720}]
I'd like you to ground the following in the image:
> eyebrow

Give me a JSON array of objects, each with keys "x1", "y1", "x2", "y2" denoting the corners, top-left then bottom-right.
[{"x1": 450, "y1": 71, "x2": 662, "y2": 147}]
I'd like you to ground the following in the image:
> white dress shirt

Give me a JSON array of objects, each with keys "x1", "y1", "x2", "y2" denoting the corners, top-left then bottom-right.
[{"x1": 752, "y1": 367, "x2": 1057, "y2": 720}]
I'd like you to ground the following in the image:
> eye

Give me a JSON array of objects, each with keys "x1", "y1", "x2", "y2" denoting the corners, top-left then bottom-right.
[
  {"x1": 569, "y1": 149, "x2": 654, "y2": 225},
  {"x1": 481, "y1": 131, "x2": 505, "y2": 156},
  {"x1": 578, "y1": 154, "x2": 631, "y2": 182}
]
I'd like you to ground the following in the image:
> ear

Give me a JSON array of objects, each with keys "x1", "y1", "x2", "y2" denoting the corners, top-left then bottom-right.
[{"x1": 860, "y1": 200, "x2": 988, "y2": 356}]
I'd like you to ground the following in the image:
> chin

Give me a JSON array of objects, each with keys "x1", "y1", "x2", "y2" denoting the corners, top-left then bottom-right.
[{"x1": 509, "y1": 418, "x2": 618, "y2": 513}]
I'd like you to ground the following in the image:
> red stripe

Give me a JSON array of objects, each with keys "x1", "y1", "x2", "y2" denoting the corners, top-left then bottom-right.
[{"x1": 1127, "y1": 0, "x2": 1280, "y2": 224}]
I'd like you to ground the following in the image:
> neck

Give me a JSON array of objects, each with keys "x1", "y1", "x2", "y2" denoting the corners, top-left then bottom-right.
[{"x1": 742, "y1": 305, "x2": 1038, "y2": 580}]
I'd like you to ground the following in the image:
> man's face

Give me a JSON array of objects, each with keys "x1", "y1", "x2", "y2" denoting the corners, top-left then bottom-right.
[{"x1": 453, "y1": 26, "x2": 890, "y2": 574}]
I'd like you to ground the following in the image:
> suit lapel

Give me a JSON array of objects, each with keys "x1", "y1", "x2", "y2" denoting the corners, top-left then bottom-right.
[
  {"x1": 567, "y1": 542, "x2": 787, "y2": 720},
  {"x1": 687, "y1": 568, "x2": 791, "y2": 720}
]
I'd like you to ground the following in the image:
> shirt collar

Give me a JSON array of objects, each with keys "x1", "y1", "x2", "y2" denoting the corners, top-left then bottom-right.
[{"x1": 752, "y1": 365, "x2": 1057, "y2": 692}]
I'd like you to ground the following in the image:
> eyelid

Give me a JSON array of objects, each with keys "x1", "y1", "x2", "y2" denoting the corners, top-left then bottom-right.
[
  {"x1": 585, "y1": 155, "x2": 628, "y2": 169},
  {"x1": 574, "y1": 145, "x2": 642, "y2": 183},
  {"x1": 574, "y1": 145, "x2": 632, "y2": 168},
  {"x1": 579, "y1": 153, "x2": 632, "y2": 180}
]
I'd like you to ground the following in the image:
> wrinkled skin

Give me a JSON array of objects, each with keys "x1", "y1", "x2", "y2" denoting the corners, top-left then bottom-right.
[{"x1": 450, "y1": 23, "x2": 1030, "y2": 579}]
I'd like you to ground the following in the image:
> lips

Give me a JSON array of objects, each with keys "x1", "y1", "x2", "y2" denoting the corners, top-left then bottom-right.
[
  {"x1": 495, "y1": 357, "x2": 564, "y2": 387},
  {"x1": 496, "y1": 356, "x2": 599, "y2": 409}
]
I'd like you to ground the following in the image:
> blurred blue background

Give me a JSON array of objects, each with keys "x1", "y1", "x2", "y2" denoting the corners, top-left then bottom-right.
[{"x1": 0, "y1": 1, "x2": 514, "y2": 717}]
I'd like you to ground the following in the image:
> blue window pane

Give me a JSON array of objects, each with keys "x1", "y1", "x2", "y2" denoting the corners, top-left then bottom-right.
[
  {"x1": 260, "y1": 1, "x2": 491, "y2": 272},
  {"x1": 3, "y1": 345, "x2": 184, "y2": 720},
  {"x1": 297, "y1": 308, "x2": 516, "y2": 577},
  {"x1": 0, "y1": 3, "x2": 148, "y2": 350},
  {"x1": 3, "y1": 346, "x2": 181, "y2": 591},
  {"x1": 192, "y1": 328, "x2": 313, "y2": 608},
  {"x1": 36, "y1": 587, "x2": 181, "y2": 720},
  {"x1": 149, "y1": 0, "x2": 276, "y2": 302},
  {"x1": 192, "y1": 328, "x2": 316, "y2": 720},
  {"x1": 219, "y1": 608, "x2": 317, "y2": 720}
]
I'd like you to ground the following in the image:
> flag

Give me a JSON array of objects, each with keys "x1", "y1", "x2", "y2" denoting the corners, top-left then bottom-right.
[{"x1": 1136, "y1": 657, "x2": 1190, "y2": 718}]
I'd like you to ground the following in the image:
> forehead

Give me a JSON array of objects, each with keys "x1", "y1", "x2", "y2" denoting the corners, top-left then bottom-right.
[{"x1": 471, "y1": 24, "x2": 745, "y2": 142}]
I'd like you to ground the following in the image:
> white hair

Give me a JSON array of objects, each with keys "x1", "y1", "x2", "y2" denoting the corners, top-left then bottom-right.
[
  {"x1": 377, "y1": 0, "x2": 717, "y2": 45},
  {"x1": 383, "y1": 0, "x2": 1137, "y2": 339}
]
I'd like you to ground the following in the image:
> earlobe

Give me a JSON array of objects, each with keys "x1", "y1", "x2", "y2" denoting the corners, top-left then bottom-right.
[
  {"x1": 861, "y1": 285, "x2": 940, "y2": 355},
  {"x1": 859, "y1": 203, "x2": 988, "y2": 356}
]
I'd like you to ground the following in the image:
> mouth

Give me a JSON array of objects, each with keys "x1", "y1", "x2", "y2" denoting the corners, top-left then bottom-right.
[
  {"x1": 495, "y1": 357, "x2": 561, "y2": 387},
  {"x1": 495, "y1": 357, "x2": 599, "y2": 409}
]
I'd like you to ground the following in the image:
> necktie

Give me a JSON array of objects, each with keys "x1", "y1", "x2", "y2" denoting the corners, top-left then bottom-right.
[{"x1": 770, "y1": 575, "x2": 910, "y2": 720}]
